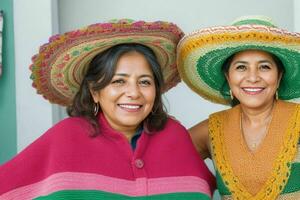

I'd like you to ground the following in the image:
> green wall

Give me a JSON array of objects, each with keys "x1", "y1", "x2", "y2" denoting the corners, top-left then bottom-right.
[{"x1": 0, "y1": 0, "x2": 17, "y2": 164}]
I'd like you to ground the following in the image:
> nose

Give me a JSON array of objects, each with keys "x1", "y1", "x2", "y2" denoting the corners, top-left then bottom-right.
[
  {"x1": 246, "y1": 68, "x2": 261, "y2": 83},
  {"x1": 125, "y1": 82, "x2": 140, "y2": 99}
]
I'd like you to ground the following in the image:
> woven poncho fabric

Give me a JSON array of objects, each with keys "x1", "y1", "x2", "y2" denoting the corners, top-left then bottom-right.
[{"x1": 0, "y1": 114, "x2": 215, "y2": 199}]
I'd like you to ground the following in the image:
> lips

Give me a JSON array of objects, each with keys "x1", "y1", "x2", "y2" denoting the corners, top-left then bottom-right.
[
  {"x1": 118, "y1": 104, "x2": 142, "y2": 112},
  {"x1": 242, "y1": 87, "x2": 264, "y2": 95}
]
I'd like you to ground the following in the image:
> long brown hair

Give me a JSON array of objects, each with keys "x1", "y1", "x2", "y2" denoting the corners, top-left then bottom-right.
[{"x1": 67, "y1": 43, "x2": 168, "y2": 136}]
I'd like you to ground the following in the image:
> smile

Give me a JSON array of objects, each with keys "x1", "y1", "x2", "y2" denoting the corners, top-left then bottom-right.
[
  {"x1": 242, "y1": 87, "x2": 264, "y2": 95},
  {"x1": 118, "y1": 104, "x2": 142, "y2": 111}
]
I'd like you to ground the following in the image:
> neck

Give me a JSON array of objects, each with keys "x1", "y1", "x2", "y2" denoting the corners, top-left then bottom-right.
[
  {"x1": 100, "y1": 113, "x2": 140, "y2": 142},
  {"x1": 240, "y1": 100, "x2": 276, "y2": 125},
  {"x1": 115, "y1": 126, "x2": 138, "y2": 142}
]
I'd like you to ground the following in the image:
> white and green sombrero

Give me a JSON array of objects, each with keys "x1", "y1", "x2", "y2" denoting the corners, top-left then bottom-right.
[{"x1": 177, "y1": 15, "x2": 300, "y2": 105}]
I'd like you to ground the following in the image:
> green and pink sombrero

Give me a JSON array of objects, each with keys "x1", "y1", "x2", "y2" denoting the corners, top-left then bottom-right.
[
  {"x1": 30, "y1": 19, "x2": 183, "y2": 106},
  {"x1": 177, "y1": 15, "x2": 300, "y2": 105}
]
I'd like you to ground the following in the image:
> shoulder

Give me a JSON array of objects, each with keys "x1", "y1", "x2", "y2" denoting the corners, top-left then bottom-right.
[
  {"x1": 52, "y1": 117, "x2": 91, "y2": 131},
  {"x1": 23, "y1": 117, "x2": 94, "y2": 147},
  {"x1": 189, "y1": 119, "x2": 209, "y2": 135},
  {"x1": 188, "y1": 107, "x2": 236, "y2": 159},
  {"x1": 164, "y1": 116, "x2": 187, "y2": 132},
  {"x1": 209, "y1": 106, "x2": 237, "y2": 119},
  {"x1": 188, "y1": 119, "x2": 210, "y2": 159},
  {"x1": 273, "y1": 100, "x2": 300, "y2": 121},
  {"x1": 190, "y1": 106, "x2": 235, "y2": 140},
  {"x1": 154, "y1": 117, "x2": 205, "y2": 155},
  {"x1": 26, "y1": 117, "x2": 92, "y2": 150},
  {"x1": 277, "y1": 100, "x2": 300, "y2": 110},
  {"x1": 46, "y1": 117, "x2": 92, "y2": 137},
  {"x1": 0, "y1": 117, "x2": 93, "y2": 168},
  {"x1": 155, "y1": 117, "x2": 189, "y2": 139},
  {"x1": 0, "y1": 117, "x2": 93, "y2": 195}
]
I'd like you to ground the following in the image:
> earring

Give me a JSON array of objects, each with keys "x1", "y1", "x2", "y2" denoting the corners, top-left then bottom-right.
[
  {"x1": 229, "y1": 90, "x2": 234, "y2": 100},
  {"x1": 275, "y1": 90, "x2": 279, "y2": 100},
  {"x1": 94, "y1": 102, "x2": 99, "y2": 116}
]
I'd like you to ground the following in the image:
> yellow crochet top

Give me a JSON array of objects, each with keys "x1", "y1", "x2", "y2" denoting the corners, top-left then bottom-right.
[{"x1": 209, "y1": 100, "x2": 300, "y2": 199}]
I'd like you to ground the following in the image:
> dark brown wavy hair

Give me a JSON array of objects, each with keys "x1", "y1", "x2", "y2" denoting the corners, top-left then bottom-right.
[{"x1": 67, "y1": 43, "x2": 168, "y2": 136}]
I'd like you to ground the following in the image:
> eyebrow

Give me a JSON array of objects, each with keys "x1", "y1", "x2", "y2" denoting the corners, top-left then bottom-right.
[
  {"x1": 232, "y1": 61, "x2": 247, "y2": 65},
  {"x1": 258, "y1": 60, "x2": 273, "y2": 64},
  {"x1": 114, "y1": 73, "x2": 154, "y2": 78},
  {"x1": 232, "y1": 60, "x2": 273, "y2": 65}
]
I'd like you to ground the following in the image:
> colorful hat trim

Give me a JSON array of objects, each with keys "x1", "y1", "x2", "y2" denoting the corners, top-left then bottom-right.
[
  {"x1": 177, "y1": 15, "x2": 300, "y2": 105},
  {"x1": 30, "y1": 19, "x2": 184, "y2": 106}
]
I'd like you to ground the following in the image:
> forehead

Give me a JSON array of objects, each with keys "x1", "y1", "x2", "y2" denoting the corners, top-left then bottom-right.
[
  {"x1": 232, "y1": 49, "x2": 274, "y2": 61},
  {"x1": 114, "y1": 52, "x2": 153, "y2": 76}
]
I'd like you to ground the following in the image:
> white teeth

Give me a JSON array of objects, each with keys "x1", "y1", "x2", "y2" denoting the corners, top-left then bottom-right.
[
  {"x1": 243, "y1": 88, "x2": 263, "y2": 92},
  {"x1": 119, "y1": 104, "x2": 140, "y2": 109}
]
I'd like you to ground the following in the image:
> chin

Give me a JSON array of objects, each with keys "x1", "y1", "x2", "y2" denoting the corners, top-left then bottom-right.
[
  {"x1": 240, "y1": 99, "x2": 273, "y2": 109},
  {"x1": 119, "y1": 118, "x2": 143, "y2": 127}
]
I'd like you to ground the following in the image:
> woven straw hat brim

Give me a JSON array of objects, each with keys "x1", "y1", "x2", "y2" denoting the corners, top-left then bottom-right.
[
  {"x1": 177, "y1": 24, "x2": 300, "y2": 105},
  {"x1": 30, "y1": 21, "x2": 183, "y2": 106}
]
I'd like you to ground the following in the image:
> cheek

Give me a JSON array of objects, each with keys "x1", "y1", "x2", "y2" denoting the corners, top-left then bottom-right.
[
  {"x1": 227, "y1": 73, "x2": 243, "y2": 86},
  {"x1": 97, "y1": 92, "x2": 116, "y2": 107},
  {"x1": 263, "y1": 74, "x2": 280, "y2": 87},
  {"x1": 100, "y1": 87, "x2": 119, "y2": 99},
  {"x1": 144, "y1": 88, "x2": 156, "y2": 104}
]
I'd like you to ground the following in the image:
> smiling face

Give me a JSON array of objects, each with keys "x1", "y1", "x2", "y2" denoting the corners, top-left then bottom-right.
[
  {"x1": 91, "y1": 51, "x2": 156, "y2": 135},
  {"x1": 226, "y1": 50, "x2": 282, "y2": 109}
]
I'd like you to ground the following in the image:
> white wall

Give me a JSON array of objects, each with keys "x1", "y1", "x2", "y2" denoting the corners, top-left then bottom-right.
[
  {"x1": 295, "y1": 0, "x2": 300, "y2": 32},
  {"x1": 14, "y1": 0, "x2": 59, "y2": 151},
  {"x1": 58, "y1": 0, "x2": 294, "y2": 128}
]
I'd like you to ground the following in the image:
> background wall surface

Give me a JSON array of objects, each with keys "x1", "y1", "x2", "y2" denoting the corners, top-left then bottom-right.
[{"x1": 14, "y1": 0, "x2": 58, "y2": 153}]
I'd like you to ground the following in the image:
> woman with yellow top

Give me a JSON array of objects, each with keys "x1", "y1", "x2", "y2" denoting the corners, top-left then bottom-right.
[{"x1": 177, "y1": 15, "x2": 300, "y2": 199}]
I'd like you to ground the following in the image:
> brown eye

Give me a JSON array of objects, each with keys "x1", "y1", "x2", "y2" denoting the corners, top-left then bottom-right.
[
  {"x1": 111, "y1": 79, "x2": 125, "y2": 85},
  {"x1": 260, "y1": 64, "x2": 271, "y2": 71},
  {"x1": 139, "y1": 79, "x2": 152, "y2": 86},
  {"x1": 236, "y1": 64, "x2": 247, "y2": 71}
]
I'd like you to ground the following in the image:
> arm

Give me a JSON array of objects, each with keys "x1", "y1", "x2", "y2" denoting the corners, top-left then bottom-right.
[{"x1": 188, "y1": 119, "x2": 211, "y2": 159}]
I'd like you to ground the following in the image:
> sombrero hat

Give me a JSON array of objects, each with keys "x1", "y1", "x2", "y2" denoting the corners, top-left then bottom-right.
[
  {"x1": 177, "y1": 15, "x2": 300, "y2": 105},
  {"x1": 30, "y1": 19, "x2": 183, "y2": 106}
]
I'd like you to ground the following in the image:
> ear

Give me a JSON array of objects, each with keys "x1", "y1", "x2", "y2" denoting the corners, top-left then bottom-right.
[
  {"x1": 224, "y1": 73, "x2": 231, "y2": 88},
  {"x1": 277, "y1": 72, "x2": 283, "y2": 88},
  {"x1": 89, "y1": 88, "x2": 100, "y2": 103},
  {"x1": 224, "y1": 73, "x2": 229, "y2": 82}
]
